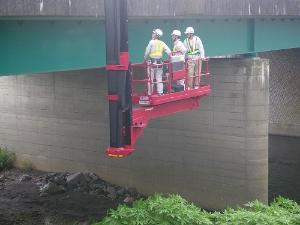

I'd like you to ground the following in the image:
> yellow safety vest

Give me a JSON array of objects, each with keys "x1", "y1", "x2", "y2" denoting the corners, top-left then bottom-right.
[
  {"x1": 185, "y1": 37, "x2": 200, "y2": 55},
  {"x1": 172, "y1": 42, "x2": 180, "y2": 53},
  {"x1": 173, "y1": 45, "x2": 176, "y2": 52},
  {"x1": 149, "y1": 40, "x2": 164, "y2": 58}
]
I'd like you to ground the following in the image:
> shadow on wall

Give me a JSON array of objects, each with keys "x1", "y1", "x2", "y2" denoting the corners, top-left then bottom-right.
[{"x1": 269, "y1": 135, "x2": 300, "y2": 203}]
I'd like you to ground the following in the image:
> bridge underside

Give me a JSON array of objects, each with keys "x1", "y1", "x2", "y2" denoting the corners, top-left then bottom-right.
[{"x1": 1, "y1": 16, "x2": 300, "y2": 75}]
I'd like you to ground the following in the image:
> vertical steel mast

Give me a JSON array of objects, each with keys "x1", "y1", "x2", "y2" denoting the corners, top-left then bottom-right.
[{"x1": 105, "y1": 0, "x2": 133, "y2": 157}]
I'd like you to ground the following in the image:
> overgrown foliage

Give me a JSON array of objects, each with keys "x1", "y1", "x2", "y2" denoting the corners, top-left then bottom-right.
[
  {"x1": 0, "y1": 146, "x2": 15, "y2": 171},
  {"x1": 93, "y1": 194, "x2": 300, "y2": 225}
]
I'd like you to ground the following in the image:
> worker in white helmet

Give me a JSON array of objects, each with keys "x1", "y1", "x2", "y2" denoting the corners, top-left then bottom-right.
[
  {"x1": 144, "y1": 29, "x2": 171, "y2": 95},
  {"x1": 171, "y1": 30, "x2": 187, "y2": 55},
  {"x1": 183, "y1": 27, "x2": 205, "y2": 89},
  {"x1": 171, "y1": 29, "x2": 187, "y2": 88}
]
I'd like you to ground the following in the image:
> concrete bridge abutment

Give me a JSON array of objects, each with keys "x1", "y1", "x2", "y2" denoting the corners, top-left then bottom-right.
[{"x1": 0, "y1": 57, "x2": 269, "y2": 209}]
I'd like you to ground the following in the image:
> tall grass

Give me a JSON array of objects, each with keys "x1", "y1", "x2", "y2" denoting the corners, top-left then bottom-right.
[{"x1": 0, "y1": 146, "x2": 15, "y2": 171}]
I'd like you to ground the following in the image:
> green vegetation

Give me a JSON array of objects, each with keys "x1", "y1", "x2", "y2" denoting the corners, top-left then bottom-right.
[
  {"x1": 0, "y1": 146, "x2": 15, "y2": 171},
  {"x1": 20, "y1": 160, "x2": 34, "y2": 171},
  {"x1": 93, "y1": 194, "x2": 300, "y2": 225}
]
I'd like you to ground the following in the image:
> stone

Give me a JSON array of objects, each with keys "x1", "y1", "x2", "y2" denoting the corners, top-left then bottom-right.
[
  {"x1": 19, "y1": 174, "x2": 32, "y2": 182},
  {"x1": 0, "y1": 175, "x2": 6, "y2": 182},
  {"x1": 127, "y1": 187, "x2": 137, "y2": 197},
  {"x1": 106, "y1": 186, "x2": 117, "y2": 199},
  {"x1": 66, "y1": 172, "x2": 87, "y2": 187},
  {"x1": 54, "y1": 174, "x2": 66, "y2": 185},
  {"x1": 106, "y1": 186, "x2": 116, "y2": 195},
  {"x1": 40, "y1": 192, "x2": 48, "y2": 197},
  {"x1": 91, "y1": 183, "x2": 105, "y2": 191},
  {"x1": 123, "y1": 196, "x2": 134, "y2": 203},
  {"x1": 46, "y1": 173, "x2": 57, "y2": 182},
  {"x1": 46, "y1": 173, "x2": 57, "y2": 178},
  {"x1": 40, "y1": 182, "x2": 65, "y2": 195},
  {"x1": 116, "y1": 187, "x2": 126, "y2": 196},
  {"x1": 107, "y1": 192, "x2": 117, "y2": 200},
  {"x1": 88, "y1": 172, "x2": 98, "y2": 181},
  {"x1": 35, "y1": 181, "x2": 43, "y2": 187},
  {"x1": 83, "y1": 173, "x2": 92, "y2": 183},
  {"x1": 80, "y1": 222, "x2": 89, "y2": 225}
]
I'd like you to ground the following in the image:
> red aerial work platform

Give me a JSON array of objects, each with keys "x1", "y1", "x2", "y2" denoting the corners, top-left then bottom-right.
[{"x1": 104, "y1": 0, "x2": 211, "y2": 157}]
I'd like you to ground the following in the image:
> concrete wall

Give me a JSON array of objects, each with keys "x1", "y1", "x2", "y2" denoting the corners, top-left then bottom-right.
[
  {"x1": 1, "y1": 0, "x2": 300, "y2": 17},
  {"x1": 269, "y1": 135, "x2": 300, "y2": 203},
  {"x1": 258, "y1": 49, "x2": 300, "y2": 203},
  {"x1": 0, "y1": 58, "x2": 269, "y2": 209},
  {"x1": 260, "y1": 48, "x2": 300, "y2": 137}
]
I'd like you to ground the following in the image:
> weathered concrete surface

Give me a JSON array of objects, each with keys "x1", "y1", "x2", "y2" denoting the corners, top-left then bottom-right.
[
  {"x1": 1, "y1": 0, "x2": 300, "y2": 17},
  {"x1": 0, "y1": 58, "x2": 269, "y2": 209},
  {"x1": 259, "y1": 49, "x2": 300, "y2": 203},
  {"x1": 260, "y1": 48, "x2": 300, "y2": 137}
]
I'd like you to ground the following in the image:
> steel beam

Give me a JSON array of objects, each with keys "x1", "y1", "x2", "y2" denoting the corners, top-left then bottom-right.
[{"x1": 0, "y1": 17, "x2": 300, "y2": 75}]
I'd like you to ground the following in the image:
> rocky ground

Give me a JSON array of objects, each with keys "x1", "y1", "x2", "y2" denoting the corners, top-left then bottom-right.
[{"x1": 0, "y1": 169, "x2": 141, "y2": 225}]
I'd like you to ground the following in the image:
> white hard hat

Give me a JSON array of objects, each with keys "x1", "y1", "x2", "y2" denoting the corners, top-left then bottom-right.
[
  {"x1": 153, "y1": 28, "x2": 163, "y2": 37},
  {"x1": 184, "y1": 27, "x2": 194, "y2": 34},
  {"x1": 171, "y1": 29, "x2": 181, "y2": 37}
]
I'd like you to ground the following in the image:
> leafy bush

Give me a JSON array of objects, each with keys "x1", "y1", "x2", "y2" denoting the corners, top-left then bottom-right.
[
  {"x1": 0, "y1": 146, "x2": 15, "y2": 171},
  {"x1": 93, "y1": 194, "x2": 300, "y2": 225},
  {"x1": 209, "y1": 196, "x2": 300, "y2": 225}
]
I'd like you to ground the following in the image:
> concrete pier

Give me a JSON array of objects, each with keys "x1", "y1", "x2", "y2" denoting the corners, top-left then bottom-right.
[
  {"x1": 0, "y1": 57, "x2": 269, "y2": 209},
  {"x1": 260, "y1": 48, "x2": 300, "y2": 203}
]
